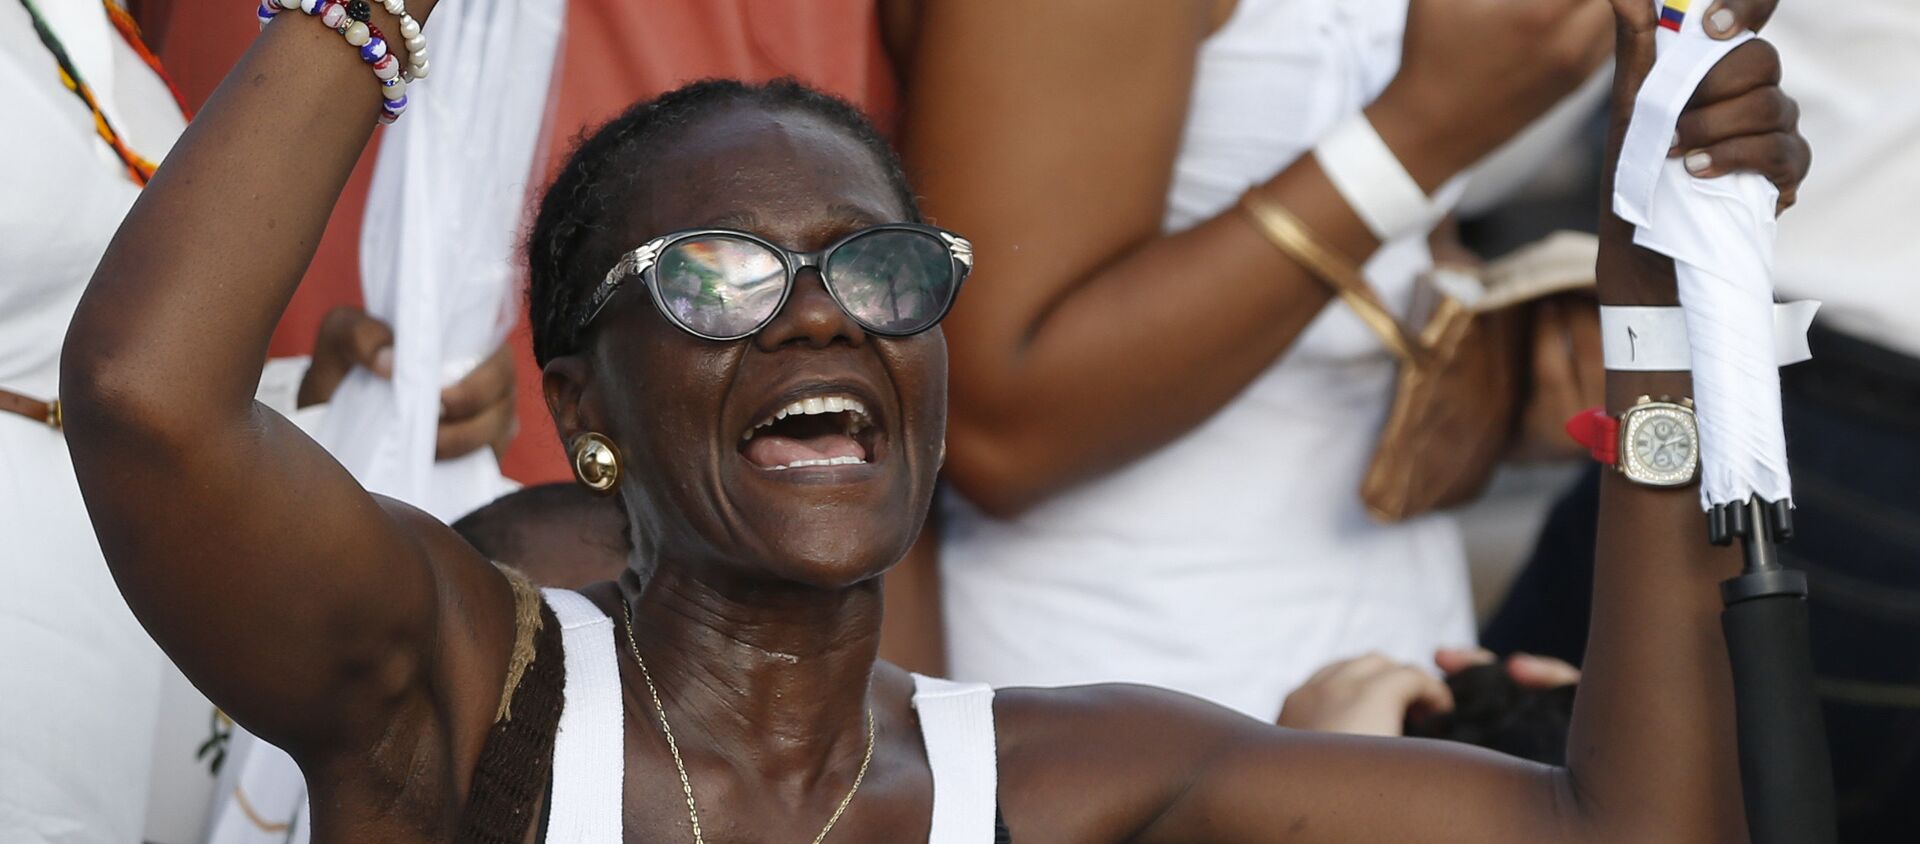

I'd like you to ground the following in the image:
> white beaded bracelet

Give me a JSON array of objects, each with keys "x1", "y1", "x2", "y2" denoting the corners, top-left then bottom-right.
[{"x1": 382, "y1": 0, "x2": 428, "y2": 79}]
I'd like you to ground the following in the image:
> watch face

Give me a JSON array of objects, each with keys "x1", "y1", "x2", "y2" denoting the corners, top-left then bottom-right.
[{"x1": 1621, "y1": 403, "x2": 1698, "y2": 486}]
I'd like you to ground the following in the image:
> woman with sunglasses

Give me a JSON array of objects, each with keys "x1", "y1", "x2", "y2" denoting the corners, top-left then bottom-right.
[{"x1": 63, "y1": 0, "x2": 1801, "y2": 840}]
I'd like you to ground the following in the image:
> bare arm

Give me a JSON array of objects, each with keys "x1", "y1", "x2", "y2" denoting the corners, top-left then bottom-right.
[
  {"x1": 899, "y1": 0, "x2": 1617, "y2": 516},
  {"x1": 60, "y1": 8, "x2": 512, "y2": 771},
  {"x1": 1000, "y1": 5, "x2": 1805, "y2": 841}
]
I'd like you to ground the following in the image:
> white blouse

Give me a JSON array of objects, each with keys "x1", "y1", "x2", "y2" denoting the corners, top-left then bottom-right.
[{"x1": 0, "y1": 3, "x2": 188, "y2": 841}]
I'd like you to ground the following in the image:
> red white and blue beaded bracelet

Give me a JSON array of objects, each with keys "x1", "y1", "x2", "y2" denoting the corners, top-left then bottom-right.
[{"x1": 256, "y1": 0, "x2": 427, "y2": 122}]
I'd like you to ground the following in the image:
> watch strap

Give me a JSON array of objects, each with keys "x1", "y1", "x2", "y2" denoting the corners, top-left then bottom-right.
[{"x1": 1565, "y1": 407, "x2": 1619, "y2": 466}]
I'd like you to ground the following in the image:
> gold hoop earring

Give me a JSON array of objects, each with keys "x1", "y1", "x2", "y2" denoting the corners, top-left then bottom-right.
[{"x1": 570, "y1": 432, "x2": 622, "y2": 494}]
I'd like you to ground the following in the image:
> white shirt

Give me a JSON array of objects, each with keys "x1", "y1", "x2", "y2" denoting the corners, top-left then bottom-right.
[
  {"x1": 940, "y1": 0, "x2": 1476, "y2": 720},
  {"x1": 1763, "y1": 4, "x2": 1920, "y2": 358}
]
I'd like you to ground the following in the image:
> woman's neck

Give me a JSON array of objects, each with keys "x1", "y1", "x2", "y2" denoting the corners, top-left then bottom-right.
[{"x1": 619, "y1": 562, "x2": 884, "y2": 785}]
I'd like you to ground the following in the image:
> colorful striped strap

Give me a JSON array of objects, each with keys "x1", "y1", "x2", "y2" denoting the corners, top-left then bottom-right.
[{"x1": 16, "y1": 0, "x2": 189, "y2": 188}]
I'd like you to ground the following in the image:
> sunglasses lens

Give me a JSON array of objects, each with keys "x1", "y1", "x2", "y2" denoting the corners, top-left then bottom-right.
[
  {"x1": 654, "y1": 236, "x2": 787, "y2": 338},
  {"x1": 826, "y1": 230, "x2": 956, "y2": 335}
]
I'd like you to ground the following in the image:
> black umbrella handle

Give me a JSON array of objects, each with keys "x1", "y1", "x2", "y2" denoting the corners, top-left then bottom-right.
[{"x1": 1717, "y1": 499, "x2": 1837, "y2": 844}]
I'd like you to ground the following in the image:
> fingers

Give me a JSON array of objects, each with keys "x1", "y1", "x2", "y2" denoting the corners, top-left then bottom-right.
[
  {"x1": 1323, "y1": 651, "x2": 1398, "y2": 684},
  {"x1": 1701, "y1": 0, "x2": 1776, "y2": 39},
  {"x1": 436, "y1": 344, "x2": 518, "y2": 461},
  {"x1": 439, "y1": 343, "x2": 516, "y2": 422},
  {"x1": 1678, "y1": 130, "x2": 1810, "y2": 198},
  {"x1": 1688, "y1": 39, "x2": 1781, "y2": 108},
  {"x1": 1282, "y1": 653, "x2": 1452, "y2": 736},
  {"x1": 435, "y1": 393, "x2": 516, "y2": 460},
  {"x1": 321, "y1": 305, "x2": 396, "y2": 376},
  {"x1": 349, "y1": 320, "x2": 396, "y2": 379},
  {"x1": 1674, "y1": 85, "x2": 1798, "y2": 155},
  {"x1": 1434, "y1": 646, "x2": 1496, "y2": 675},
  {"x1": 299, "y1": 306, "x2": 394, "y2": 407},
  {"x1": 1674, "y1": 40, "x2": 1803, "y2": 211},
  {"x1": 1437, "y1": 648, "x2": 1583, "y2": 690},
  {"x1": 1507, "y1": 653, "x2": 1583, "y2": 689},
  {"x1": 1384, "y1": 665, "x2": 1456, "y2": 716},
  {"x1": 1608, "y1": 0, "x2": 1660, "y2": 116}
]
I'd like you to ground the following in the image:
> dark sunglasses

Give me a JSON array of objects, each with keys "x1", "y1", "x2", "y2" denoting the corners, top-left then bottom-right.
[{"x1": 578, "y1": 224, "x2": 973, "y2": 342}]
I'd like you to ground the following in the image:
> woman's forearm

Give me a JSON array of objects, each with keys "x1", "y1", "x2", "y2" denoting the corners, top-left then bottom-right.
[
  {"x1": 939, "y1": 155, "x2": 1377, "y2": 517},
  {"x1": 1561, "y1": 370, "x2": 1745, "y2": 841}
]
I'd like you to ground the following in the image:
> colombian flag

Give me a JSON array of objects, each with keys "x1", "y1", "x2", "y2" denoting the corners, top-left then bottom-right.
[{"x1": 1659, "y1": 0, "x2": 1689, "y2": 31}]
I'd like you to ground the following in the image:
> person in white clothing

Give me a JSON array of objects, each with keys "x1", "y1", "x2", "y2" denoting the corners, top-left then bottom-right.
[{"x1": 898, "y1": 0, "x2": 1797, "y2": 719}]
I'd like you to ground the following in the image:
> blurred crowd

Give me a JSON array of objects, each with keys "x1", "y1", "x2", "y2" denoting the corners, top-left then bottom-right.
[{"x1": 0, "y1": 0, "x2": 1913, "y2": 841}]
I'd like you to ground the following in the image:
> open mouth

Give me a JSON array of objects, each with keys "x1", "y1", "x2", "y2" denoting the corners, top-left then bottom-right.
[{"x1": 739, "y1": 394, "x2": 880, "y2": 472}]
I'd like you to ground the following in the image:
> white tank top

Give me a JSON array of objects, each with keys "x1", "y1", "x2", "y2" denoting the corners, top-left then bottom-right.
[
  {"x1": 541, "y1": 589, "x2": 1000, "y2": 842},
  {"x1": 939, "y1": 0, "x2": 1476, "y2": 721}
]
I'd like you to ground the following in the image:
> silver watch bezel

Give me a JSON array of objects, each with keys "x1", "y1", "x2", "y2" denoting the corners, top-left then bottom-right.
[{"x1": 1618, "y1": 397, "x2": 1699, "y2": 487}]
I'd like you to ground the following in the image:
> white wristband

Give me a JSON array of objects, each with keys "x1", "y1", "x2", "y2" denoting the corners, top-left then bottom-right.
[
  {"x1": 1599, "y1": 301, "x2": 1821, "y2": 371},
  {"x1": 1313, "y1": 113, "x2": 1438, "y2": 242}
]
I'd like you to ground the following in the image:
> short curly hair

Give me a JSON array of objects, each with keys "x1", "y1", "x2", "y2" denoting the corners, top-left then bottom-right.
[{"x1": 524, "y1": 78, "x2": 919, "y2": 366}]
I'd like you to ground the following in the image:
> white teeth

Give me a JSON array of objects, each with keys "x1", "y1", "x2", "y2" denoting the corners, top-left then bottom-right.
[
  {"x1": 744, "y1": 394, "x2": 873, "y2": 439},
  {"x1": 766, "y1": 455, "x2": 868, "y2": 471}
]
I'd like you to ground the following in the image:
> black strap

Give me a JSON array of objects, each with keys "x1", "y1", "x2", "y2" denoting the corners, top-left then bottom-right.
[
  {"x1": 456, "y1": 600, "x2": 566, "y2": 842},
  {"x1": 993, "y1": 805, "x2": 1011, "y2": 843}
]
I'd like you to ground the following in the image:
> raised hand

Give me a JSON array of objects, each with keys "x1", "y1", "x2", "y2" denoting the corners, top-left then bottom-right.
[{"x1": 1600, "y1": 0, "x2": 1809, "y2": 306}]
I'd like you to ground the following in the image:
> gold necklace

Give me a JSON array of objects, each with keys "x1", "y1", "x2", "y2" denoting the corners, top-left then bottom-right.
[{"x1": 622, "y1": 602, "x2": 876, "y2": 844}]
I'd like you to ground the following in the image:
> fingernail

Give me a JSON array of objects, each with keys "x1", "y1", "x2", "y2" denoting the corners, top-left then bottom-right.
[
  {"x1": 1685, "y1": 150, "x2": 1713, "y2": 175},
  {"x1": 373, "y1": 346, "x2": 395, "y2": 378},
  {"x1": 1709, "y1": 7, "x2": 1737, "y2": 36}
]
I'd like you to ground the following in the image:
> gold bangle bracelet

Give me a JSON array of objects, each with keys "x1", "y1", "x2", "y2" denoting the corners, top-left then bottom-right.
[{"x1": 1236, "y1": 188, "x2": 1421, "y2": 364}]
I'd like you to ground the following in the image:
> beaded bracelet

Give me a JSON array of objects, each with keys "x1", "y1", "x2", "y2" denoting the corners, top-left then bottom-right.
[
  {"x1": 256, "y1": 0, "x2": 425, "y2": 122},
  {"x1": 381, "y1": 0, "x2": 429, "y2": 81}
]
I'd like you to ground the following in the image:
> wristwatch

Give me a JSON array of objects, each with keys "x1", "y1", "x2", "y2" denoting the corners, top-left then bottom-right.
[{"x1": 1566, "y1": 396, "x2": 1699, "y2": 487}]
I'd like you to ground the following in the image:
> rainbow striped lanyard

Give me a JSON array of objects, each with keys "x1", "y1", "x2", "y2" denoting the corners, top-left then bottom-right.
[
  {"x1": 16, "y1": 0, "x2": 190, "y2": 187},
  {"x1": 1659, "y1": 0, "x2": 1690, "y2": 32}
]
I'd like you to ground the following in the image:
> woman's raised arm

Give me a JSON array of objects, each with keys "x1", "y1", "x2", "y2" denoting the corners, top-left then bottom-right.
[
  {"x1": 996, "y1": 4, "x2": 1803, "y2": 841},
  {"x1": 60, "y1": 8, "x2": 513, "y2": 766}
]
